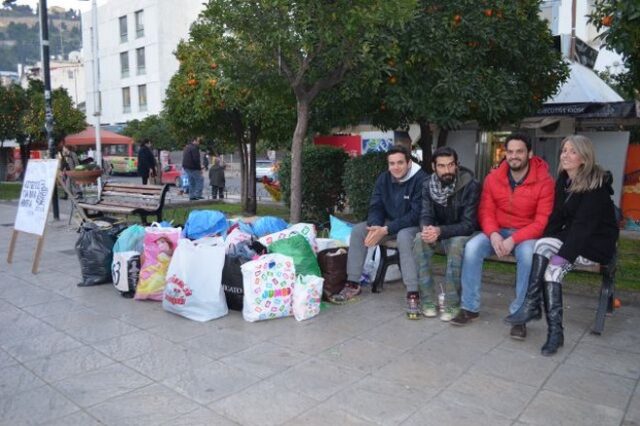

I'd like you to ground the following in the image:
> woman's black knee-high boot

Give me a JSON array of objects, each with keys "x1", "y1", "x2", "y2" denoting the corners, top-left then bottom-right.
[
  {"x1": 505, "y1": 254, "x2": 548, "y2": 325},
  {"x1": 541, "y1": 281, "x2": 564, "y2": 356}
]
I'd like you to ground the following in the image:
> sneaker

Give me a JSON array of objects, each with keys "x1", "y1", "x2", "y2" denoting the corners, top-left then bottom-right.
[
  {"x1": 328, "y1": 282, "x2": 362, "y2": 305},
  {"x1": 450, "y1": 309, "x2": 479, "y2": 326},
  {"x1": 440, "y1": 306, "x2": 459, "y2": 322},
  {"x1": 406, "y1": 293, "x2": 421, "y2": 320},
  {"x1": 421, "y1": 302, "x2": 437, "y2": 318}
]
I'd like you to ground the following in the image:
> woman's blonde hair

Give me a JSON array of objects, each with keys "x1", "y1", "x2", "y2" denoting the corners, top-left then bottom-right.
[{"x1": 558, "y1": 135, "x2": 606, "y2": 193}]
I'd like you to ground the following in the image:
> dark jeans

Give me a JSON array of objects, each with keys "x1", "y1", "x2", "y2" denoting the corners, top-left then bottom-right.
[{"x1": 211, "y1": 185, "x2": 224, "y2": 199}]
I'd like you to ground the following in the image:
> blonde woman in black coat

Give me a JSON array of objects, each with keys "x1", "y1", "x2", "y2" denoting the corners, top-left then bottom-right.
[{"x1": 506, "y1": 135, "x2": 618, "y2": 356}]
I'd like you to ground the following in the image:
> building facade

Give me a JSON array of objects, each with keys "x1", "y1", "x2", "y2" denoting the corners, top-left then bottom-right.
[{"x1": 82, "y1": 0, "x2": 204, "y2": 125}]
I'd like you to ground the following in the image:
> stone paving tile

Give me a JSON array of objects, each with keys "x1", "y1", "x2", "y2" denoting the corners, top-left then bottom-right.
[
  {"x1": 24, "y1": 345, "x2": 114, "y2": 383},
  {"x1": 269, "y1": 319, "x2": 354, "y2": 355},
  {"x1": 268, "y1": 357, "x2": 368, "y2": 402},
  {"x1": 158, "y1": 407, "x2": 238, "y2": 426},
  {"x1": 581, "y1": 323, "x2": 640, "y2": 354},
  {"x1": 182, "y1": 326, "x2": 265, "y2": 360},
  {"x1": 122, "y1": 345, "x2": 216, "y2": 381},
  {"x1": 359, "y1": 315, "x2": 440, "y2": 352},
  {"x1": 0, "y1": 311, "x2": 58, "y2": 346},
  {"x1": 0, "y1": 385, "x2": 80, "y2": 425},
  {"x1": 162, "y1": 360, "x2": 260, "y2": 405},
  {"x1": 210, "y1": 380, "x2": 317, "y2": 425},
  {"x1": 544, "y1": 363, "x2": 637, "y2": 411},
  {"x1": 373, "y1": 351, "x2": 465, "y2": 391},
  {"x1": 322, "y1": 375, "x2": 431, "y2": 424},
  {"x1": 22, "y1": 297, "x2": 90, "y2": 320},
  {"x1": 218, "y1": 340, "x2": 309, "y2": 379},
  {"x1": 317, "y1": 336, "x2": 404, "y2": 373},
  {"x1": 86, "y1": 383, "x2": 201, "y2": 426},
  {"x1": 566, "y1": 342, "x2": 640, "y2": 379},
  {"x1": 0, "y1": 298, "x2": 24, "y2": 316},
  {"x1": 45, "y1": 410, "x2": 105, "y2": 426},
  {"x1": 445, "y1": 371, "x2": 538, "y2": 420},
  {"x1": 53, "y1": 363, "x2": 153, "y2": 408},
  {"x1": 60, "y1": 317, "x2": 140, "y2": 345},
  {"x1": 623, "y1": 386, "x2": 640, "y2": 426},
  {"x1": 146, "y1": 315, "x2": 212, "y2": 343},
  {"x1": 0, "y1": 281, "x2": 65, "y2": 308},
  {"x1": 0, "y1": 363, "x2": 47, "y2": 397},
  {"x1": 2, "y1": 331, "x2": 84, "y2": 363},
  {"x1": 403, "y1": 394, "x2": 512, "y2": 426},
  {"x1": 283, "y1": 404, "x2": 372, "y2": 425},
  {"x1": 92, "y1": 330, "x2": 176, "y2": 362},
  {"x1": 469, "y1": 346, "x2": 559, "y2": 387},
  {"x1": 0, "y1": 348, "x2": 17, "y2": 368},
  {"x1": 519, "y1": 389, "x2": 625, "y2": 426}
]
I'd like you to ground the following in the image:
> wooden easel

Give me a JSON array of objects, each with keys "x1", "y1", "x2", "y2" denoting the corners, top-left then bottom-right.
[{"x1": 6, "y1": 159, "x2": 60, "y2": 274}]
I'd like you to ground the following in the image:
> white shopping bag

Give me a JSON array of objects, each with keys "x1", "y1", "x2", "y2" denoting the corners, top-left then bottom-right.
[
  {"x1": 258, "y1": 223, "x2": 318, "y2": 253},
  {"x1": 162, "y1": 238, "x2": 228, "y2": 322},
  {"x1": 240, "y1": 253, "x2": 295, "y2": 322},
  {"x1": 292, "y1": 274, "x2": 324, "y2": 321},
  {"x1": 112, "y1": 251, "x2": 141, "y2": 296}
]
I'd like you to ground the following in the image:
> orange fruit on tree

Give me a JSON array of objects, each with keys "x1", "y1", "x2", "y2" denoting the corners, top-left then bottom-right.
[
  {"x1": 613, "y1": 298, "x2": 621, "y2": 308},
  {"x1": 601, "y1": 15, "x2": 613, "y2": 27},
  {"x1": 388, "y1": 75, "x2": 397, "y2": 85},
  {"x1": 483, "y1": 9, "x2": 493, "y2": 17},
  {"x1": 453, "y1": 14, "x2": 462, "y2": 25}
]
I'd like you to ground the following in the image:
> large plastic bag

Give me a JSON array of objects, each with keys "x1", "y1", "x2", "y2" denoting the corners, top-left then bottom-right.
[
  {"x1": 163, "y1": 238, "x2": 228, "y2": 322},
  {"x1": 112, "y1": 224, "x2": 145, "y2": 254},
  {"x1": 134, "y1": 225, "x2": 181, "y2": 301},
  {"x1": 76, "y1": 222, "x2": 126, "y2": 287},
  {"x1": 252, "y1": 216, "x2": 288, "y2": 238},
  {"x1": 268, "y1": 234, "x2": 321, "y2": 277},
  {"x1": 329, "y1": 215, "x2": 353, "y2": 245},
  {"x1": 183, "y1": 210, "x2": 228, "y2": 240},
  {"x1": 259, "y1": 223, "x2": 318, "y2": 253},
  {"x1": 292, "y1": 275, "x2": 324, "y2": 321},
  {"x1": 222, "y1": 254, "x2": 245, "y2": 311},
  {"x1": 224, "y1": 227, "x2": 253, "y2": 254},
  {"x1": 241, "y1": 253, "x2": 295, "y2": 322}
]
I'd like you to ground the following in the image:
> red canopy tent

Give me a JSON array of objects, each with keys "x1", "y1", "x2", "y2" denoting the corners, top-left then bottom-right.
[{"x1": 64, "y1": 126, "x2": 133, "y2": 146}]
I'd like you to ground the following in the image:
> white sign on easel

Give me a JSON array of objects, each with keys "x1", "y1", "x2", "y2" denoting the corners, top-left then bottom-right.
[{"x1": 7, "y1": 159, "x2": 60, "y2": 273}]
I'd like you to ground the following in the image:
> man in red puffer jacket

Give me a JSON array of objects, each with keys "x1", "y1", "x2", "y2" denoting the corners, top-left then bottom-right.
[{"x1": 451, "y1": 132, "x2": 554, "y2": 341}]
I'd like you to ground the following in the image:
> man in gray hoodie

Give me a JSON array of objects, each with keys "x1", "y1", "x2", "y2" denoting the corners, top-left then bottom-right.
[{"x1": 329, "y1": 145, "x2": 427, "y2": 318}]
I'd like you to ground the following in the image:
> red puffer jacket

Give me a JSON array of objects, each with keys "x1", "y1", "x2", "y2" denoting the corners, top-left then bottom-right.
[{"x1": 478, "y1": 156, "x2": 554, "y2": 244}]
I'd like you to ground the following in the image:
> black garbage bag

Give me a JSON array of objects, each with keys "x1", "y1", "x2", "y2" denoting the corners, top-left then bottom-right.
[
  {"x1": 76, "y1": 222, "x2": 127, "y2": 287},
  {"x1": 221, "y1": 255, "x2": 245, "y2": 311}
]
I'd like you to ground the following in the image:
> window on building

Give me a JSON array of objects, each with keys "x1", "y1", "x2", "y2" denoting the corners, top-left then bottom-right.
[
  {"x1": 122, "y1": 87, "x2": 131, "y2": 113},
  {"x1": 120, "y1": 51, "x2": 129, "y2": 78},
  {"x1": 138, "y1": 84, "x2": 147, "y2": 111},
  {"x1": 119, "y1": 15, "x2": 128, "y2": 43},
  {"x1": 135, "y1": 10, "x2": 144, "y2": 38},
  {"x1": 136, "y1": 47, "x2": 145, "y2": 75}
]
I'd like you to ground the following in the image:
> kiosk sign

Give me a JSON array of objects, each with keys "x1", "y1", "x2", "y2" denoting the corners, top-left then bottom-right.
[{"x1": 14, "y1": 159, "x2": 58, "y2": 236}]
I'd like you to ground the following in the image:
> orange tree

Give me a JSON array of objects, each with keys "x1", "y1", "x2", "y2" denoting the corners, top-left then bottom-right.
[
  {"x1": 164, "y1": 21, "x2": 295, "y2": 214},
  {"x1": 326, "y1": 0, "x2": 568, "y2": 170},
  {"x1": 186, "y1": 0, "x2": 417, "y2": 223},
  {"x1": 0, "y1": 83, "x2": 28, "y2": 145},
  {"x1": 588, "y1": 1, "x2": 640, "y2": 100}
]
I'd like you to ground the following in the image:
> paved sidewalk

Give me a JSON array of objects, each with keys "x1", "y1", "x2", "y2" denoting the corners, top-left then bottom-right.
[{"x1": 0, "y1": 201, "x2": 638, "y2": 426}]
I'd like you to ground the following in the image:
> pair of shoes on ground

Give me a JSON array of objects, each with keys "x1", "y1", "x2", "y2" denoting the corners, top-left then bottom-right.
[
  {"x1": 189, "y1": 196, "x2": 205, "y2": 201},
  {"x1": 421, "y1": 302, "x2": 459, "y2": 322},
  {"x1": 449, "y1": 309, "x2": 528, "y2": 339},
  {"x1": 328, "y1": 282, "x2": 361, "y2": 304}
]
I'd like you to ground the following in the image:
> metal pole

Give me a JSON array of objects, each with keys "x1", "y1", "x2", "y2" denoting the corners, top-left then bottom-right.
[
  {"x1": 40, "y1": 0, "x2": 59, "y2": 219},
  {"x1": 91, "y1": 0, "x2": 102, "y2": 182}
]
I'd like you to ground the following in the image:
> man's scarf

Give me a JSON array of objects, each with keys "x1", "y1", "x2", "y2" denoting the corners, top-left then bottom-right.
[{"x1": 428, "y1": 173, "x2": 456, "y2": 206}]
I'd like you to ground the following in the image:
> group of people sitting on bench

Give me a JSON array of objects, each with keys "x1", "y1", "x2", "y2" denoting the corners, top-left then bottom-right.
[{"x1": 329, "y1": 132, "x2": 619, "y2": 357}]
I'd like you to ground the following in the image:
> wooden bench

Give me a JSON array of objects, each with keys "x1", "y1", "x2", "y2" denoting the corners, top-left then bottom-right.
[
  {"x1": 372, "y1": 238, "x2": 617, "y2": 335},
  {"x1": 76, "y1": 182, "x2": 170, "y2": 225}
]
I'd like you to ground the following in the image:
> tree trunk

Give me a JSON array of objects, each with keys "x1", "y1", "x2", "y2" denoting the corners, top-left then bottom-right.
[
  {"x1": 437, "y1": 128, "x2": 449, "y2": 148},
  {"x1": 239, "y1": 140, "x2": 248, "y2": 212},
  {"x1": 245, "y1": 128, "x2": 258, "y2": 215},
  {"x1": 19, "y1": 143, "x2": 30, "y2": 181},
  {"x1": 289, "y1": 99, "x2": 310, "y2": 223},
  {"x1": 416, "y1": 120, "x2": 433, "y2": 173}
]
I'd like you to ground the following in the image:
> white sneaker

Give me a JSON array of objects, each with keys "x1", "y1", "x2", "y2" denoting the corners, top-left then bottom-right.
[
  {"x1": 422, "y1": 303, "x2": 437, "y2": 318},
  {"x1": 440, "y1": 307, "x2": 459, "y2": 322}
]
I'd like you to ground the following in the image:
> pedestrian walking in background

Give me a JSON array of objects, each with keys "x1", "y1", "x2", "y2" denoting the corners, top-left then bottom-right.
[
  {"x1": 137, "y1": 139, "x2": 157, "y2": 185},
  {"x1": 209, "y1": 157, "x2": 226, "y2": 199},
  {"x1": 182, "y1": 137, "x2": 204, "y2": 200}
]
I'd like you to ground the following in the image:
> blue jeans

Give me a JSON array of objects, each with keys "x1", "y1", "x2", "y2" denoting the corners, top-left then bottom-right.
[
  {"x1": 185, "y1": 168, "x2": 204, "y2": 198},
  {"x1": 460, "y1": 229, "x2": 535, "y2": 314},
  {"x1": 413, "y1": 234, "x2": 470, "y2": 307}
]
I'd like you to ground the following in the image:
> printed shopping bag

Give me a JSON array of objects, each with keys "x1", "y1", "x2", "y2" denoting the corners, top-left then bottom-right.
[
  {"x1": 134, "y1": 224, "x2": 181, "y2": 301},
  {"x1": 267, "y1": 234, "x2": 322, "y2": 276},
  {"x1": 258, "y1": 222, "x2": 319, "y2": 253},
  {"x1": 111, "y1": 251, "x2": 141, "y2": 297},
  {"x1": 240, "y1": 253, "x2": 295, "y2": 322},
  {"x1": 292, "y1": 275, "x2": 324, "y2": 321},
  {"x1": 163, "y1": 238, "x2": 228, "y2": 322}
]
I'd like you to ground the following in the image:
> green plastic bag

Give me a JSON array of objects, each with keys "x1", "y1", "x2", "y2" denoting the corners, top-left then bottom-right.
[{"x1": 268, "y1": 234, "x2": 321, "y2": 277}]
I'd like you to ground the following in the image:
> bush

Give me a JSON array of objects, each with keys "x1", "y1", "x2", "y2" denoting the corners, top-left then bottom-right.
[
  {"x1": 280, "y1": 145, "x2": 349, "y2": 224},
  {"x1": 343, "y1": 152, "x2": 388, "y2": 221}
]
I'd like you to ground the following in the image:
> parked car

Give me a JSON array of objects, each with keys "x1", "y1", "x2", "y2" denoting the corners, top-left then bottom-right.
[
  {"x1": 255, "y1": 160, "x2": 275, "y2": 181},
  {"x1": 161, "y1": 164, "x2": 182, "y2": 186}
]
